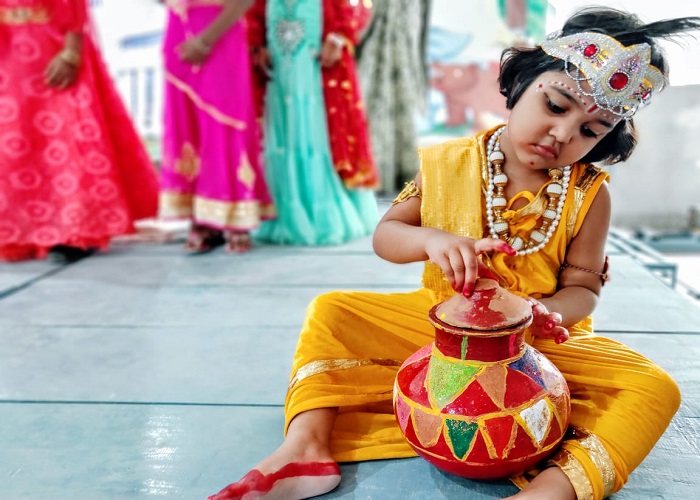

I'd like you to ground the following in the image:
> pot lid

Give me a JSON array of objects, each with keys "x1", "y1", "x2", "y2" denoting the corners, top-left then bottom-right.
[{"x1": 433, "y1": 278, "x2": 532, "y2": 330}]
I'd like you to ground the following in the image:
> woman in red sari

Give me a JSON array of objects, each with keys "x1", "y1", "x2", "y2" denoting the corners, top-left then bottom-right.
[
  {"x1": 320, "y1": 0, "x2": 377, "y2": 188},
  {"x1": 0, "y1": 0, "x2": 159, "y2": 262}
]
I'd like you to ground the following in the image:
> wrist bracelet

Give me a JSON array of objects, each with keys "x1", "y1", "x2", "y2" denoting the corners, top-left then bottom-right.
[
  {"x1": 58, "y1": 48, "x2": 81, "y2": 67},
  {"x1": 326, "y1": 33, "x2": 345, "y2": 49}
]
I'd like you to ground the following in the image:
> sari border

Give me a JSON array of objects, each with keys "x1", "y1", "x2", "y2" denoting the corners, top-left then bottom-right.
[{"x1": 159, "y1": 191, "x2": 275, "y2": 229}]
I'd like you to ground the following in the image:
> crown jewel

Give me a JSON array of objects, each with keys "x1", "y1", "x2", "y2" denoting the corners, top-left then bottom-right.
[{"x1": 540, "y1": 32, "x2": 665, "y2": 118}]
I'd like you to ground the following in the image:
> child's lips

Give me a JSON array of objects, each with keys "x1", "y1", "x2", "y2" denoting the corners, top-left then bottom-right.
[{"x1": 532, "y1": 144, "x2": 557, "y2": 158}]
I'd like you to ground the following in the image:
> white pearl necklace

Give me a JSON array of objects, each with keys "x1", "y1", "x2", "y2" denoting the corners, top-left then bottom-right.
[{"x1": 485, "y1": 126, "x2": 571, "y2": 256}]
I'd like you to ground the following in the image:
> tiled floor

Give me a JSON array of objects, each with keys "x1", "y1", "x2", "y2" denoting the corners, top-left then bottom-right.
[{"x1": 1, "y1": 229, "x2": 699, "y2": 499}]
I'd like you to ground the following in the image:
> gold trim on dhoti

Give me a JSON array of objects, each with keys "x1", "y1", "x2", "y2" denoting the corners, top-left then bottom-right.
[
  {"x1": 548, "y1": 448, "x2": 595, "y2": 500},
  {"x1": 289, "y1": 358, "x2": 404, "y2": 391},
  {"x1": 572, "y1": 427, "x2": 616, "y2": 498}
]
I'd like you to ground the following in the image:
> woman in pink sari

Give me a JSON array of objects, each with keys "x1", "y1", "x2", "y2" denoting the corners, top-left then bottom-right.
[
  {"x1": 0, "y1": 0, "x2": 160, "y2": 262},
  {"x1": 159, "y1": 0, "x2": 273, "y2": 253}
]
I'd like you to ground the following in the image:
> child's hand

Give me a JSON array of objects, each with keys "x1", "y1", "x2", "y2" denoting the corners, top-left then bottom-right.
[
  {"x1": 526, "y1": 298, "x2": 569, "y2": 344},
  {"x1": 425, "y1": 234, "x2": 515, "y2": 296}
]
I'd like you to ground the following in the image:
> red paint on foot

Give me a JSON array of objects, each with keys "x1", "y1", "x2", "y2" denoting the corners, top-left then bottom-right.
[{"x1": 208, "y1": 462, "x2": 341, "y2": 500}]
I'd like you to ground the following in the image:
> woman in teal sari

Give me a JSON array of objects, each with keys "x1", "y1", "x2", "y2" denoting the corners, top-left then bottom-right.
[{"x1": 247, "y1": 0, "x2": 378, "y2": 246}]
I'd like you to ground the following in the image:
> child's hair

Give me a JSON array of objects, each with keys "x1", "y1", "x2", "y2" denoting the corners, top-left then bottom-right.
[{"x1": 498, "y1": 7, "x2": 700, "y2": 165}]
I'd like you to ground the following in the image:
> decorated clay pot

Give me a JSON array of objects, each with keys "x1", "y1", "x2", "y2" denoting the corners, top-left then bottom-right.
[{"x1": 393, "y1": 279, "x2": 570, "y2": 479}]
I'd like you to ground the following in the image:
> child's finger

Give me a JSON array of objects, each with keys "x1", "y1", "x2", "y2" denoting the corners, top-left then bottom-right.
[
  {"x1": 474, "y1": 238, "x2": 516, "y2": 256},
  {"x1": 459, "y1": 250, "x2": 479, "y2": 296},
  {"x1": 527, "y1": 298, "x2": 547, "y2": 317},
  {"x1": 554, "y1": 326, "x2": 569, "y2": 344}
]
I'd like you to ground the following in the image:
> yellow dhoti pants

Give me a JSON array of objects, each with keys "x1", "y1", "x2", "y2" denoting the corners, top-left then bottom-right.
[{"x1": 285, "y1": 289, "x2": 680, "y2": 499}]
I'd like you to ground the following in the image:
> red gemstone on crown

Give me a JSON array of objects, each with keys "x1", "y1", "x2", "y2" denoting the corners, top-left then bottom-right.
[
  {"x1": 583, "y1": 44, "x2": 598, "y2": 57},
  {"x1": 609, "y1": 72, "x2": 629, "y2": 90}
]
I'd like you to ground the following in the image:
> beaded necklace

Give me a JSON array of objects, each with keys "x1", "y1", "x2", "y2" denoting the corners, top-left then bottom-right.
[{"x1": 485, "y1": 126, "x2": 571, "y2": 255}]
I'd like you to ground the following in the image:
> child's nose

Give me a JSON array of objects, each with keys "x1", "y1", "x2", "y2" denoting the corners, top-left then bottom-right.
[{"x1": 549, "y1": 122, "x2": 574, "y2": 144}]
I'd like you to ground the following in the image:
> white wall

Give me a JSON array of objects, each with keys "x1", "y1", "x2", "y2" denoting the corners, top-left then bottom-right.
[
  {"x1": 91, "y1": 0, "x2": 166, "y2": 138},
  {"x1": 608, "y1": 85, "x2": 700, "y2": 230}
]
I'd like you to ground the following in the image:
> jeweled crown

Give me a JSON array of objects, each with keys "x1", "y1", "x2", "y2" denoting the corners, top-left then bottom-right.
[{"x1": 540, "y1": 32, "x2": 666, "y2": 119}]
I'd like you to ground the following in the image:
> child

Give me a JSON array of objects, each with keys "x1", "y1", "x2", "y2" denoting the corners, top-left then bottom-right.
[{"x1": 209, "y1": 7, "x2": 700, "y2": 500}]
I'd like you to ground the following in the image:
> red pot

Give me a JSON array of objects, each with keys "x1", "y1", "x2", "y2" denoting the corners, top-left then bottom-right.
[{"x1": 393, "y1": 279, "x2": 570, "y2": 479}]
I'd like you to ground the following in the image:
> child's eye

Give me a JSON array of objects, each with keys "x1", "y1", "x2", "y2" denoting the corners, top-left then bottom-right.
[
  {"x1": 581, "y1": 126, "x2": 599, "y2": 138},
  {"x1": 546, "y1": 96, "x2": 566, "y2": 114}
]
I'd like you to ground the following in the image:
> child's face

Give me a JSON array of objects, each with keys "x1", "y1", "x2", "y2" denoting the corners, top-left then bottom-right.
[{"x1": 503, "y1": 71, "x2": 621, "y2": 170}]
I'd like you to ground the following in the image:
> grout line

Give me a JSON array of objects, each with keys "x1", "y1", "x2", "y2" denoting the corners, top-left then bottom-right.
[
  {"x1": 0, "y1": 265, "x2": 74, "y2": 301},
  {"x1": 0, "y1": 400, "x2": 284, "y2": 408}
]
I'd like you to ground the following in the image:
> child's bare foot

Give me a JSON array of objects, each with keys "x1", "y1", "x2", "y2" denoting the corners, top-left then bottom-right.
[
  {"x1": 208, "y1": 440, "x2": 340, "y2": 500},
  {"x1": 504, "y1": 466, "x2": 576, "y2": 500}
]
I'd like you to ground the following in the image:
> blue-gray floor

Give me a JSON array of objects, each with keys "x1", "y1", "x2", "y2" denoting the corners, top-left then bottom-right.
[{"x1": 1, "y1": 223, "x2": 699, "y2": 499}]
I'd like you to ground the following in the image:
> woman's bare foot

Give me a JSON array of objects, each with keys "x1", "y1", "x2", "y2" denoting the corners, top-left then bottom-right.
[
  {"x1": 225, "y1": 231, "x2": 252, "y2": 253},
  {"x1": 185, "y1": 226, "x2": 224, "y2": 254},
  {"x1": 208, "y1": 409, "x2": 340, "y2": 500},
  {"x1": 504, "y1": 466, "x2": 576, "y2": 500}
]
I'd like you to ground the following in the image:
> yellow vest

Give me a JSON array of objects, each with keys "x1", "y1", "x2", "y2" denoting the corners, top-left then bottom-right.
[{"x1": 419, "y1": 126, "x2": 609, "y2": 302}]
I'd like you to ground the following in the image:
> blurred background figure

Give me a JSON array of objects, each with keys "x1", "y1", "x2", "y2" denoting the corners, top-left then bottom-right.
[
  {"x1": 320, "y1": 0, "x2": 378, "y2": 190},
  {"x1": 247, "y1": 0, "x2": 379, "y2": 246},
  {"x1": 0, "y1": 0, "x2": 159, "y2": 262},
  {"x1": 158, "y1": 0, "x2": 273, "y2": 254},
  {"x1": 356, "y1": 0, "x2": 431, "y2": 196}
]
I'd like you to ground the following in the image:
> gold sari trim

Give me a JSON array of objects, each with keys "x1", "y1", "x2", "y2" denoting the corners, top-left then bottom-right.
[
  {"x1": 159, "y1": 192, "x2": 275, "y2": 227},
  {"x1": 160, "y1": 192, "x2": 193, "y2": 218},
  {"x1": 165, "y1": 72, "x2": 247, "y2": 130},
  {"x1": 0, "y1": 6, "x2": 49, "y2": 25},
  {"x1": 574, "y1": 427, "x2": 616, "y2": 498},
  {"x1": 175, "y1": 143, "x2": 201, "y2": 180},
  {"x1": 548, "y1": 448, "x2": 595, "y2": 500},
  {"x1": 289, "y1": 358, "x2": 404, "y2": 391},
  {"x1": 392, "y1": 180, "x2": 421, "y2": 205},
  {"x1": 237, "y1": 153, "x2": 256, "y2": 191}
]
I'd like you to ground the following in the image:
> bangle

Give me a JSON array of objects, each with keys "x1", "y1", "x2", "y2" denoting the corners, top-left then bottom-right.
[
  {"x1": 558, "y1": 256, "x2": 610, "y2": 285},
  {"x1": 191, "y1": 36, "x2": 211, "y2": 55},
  {"x1": 326, "y1": 33, "x2": 345, "y2": 49},
  {"x1": 58, "y1": 48, "x2": 81, "y2": 67}
]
